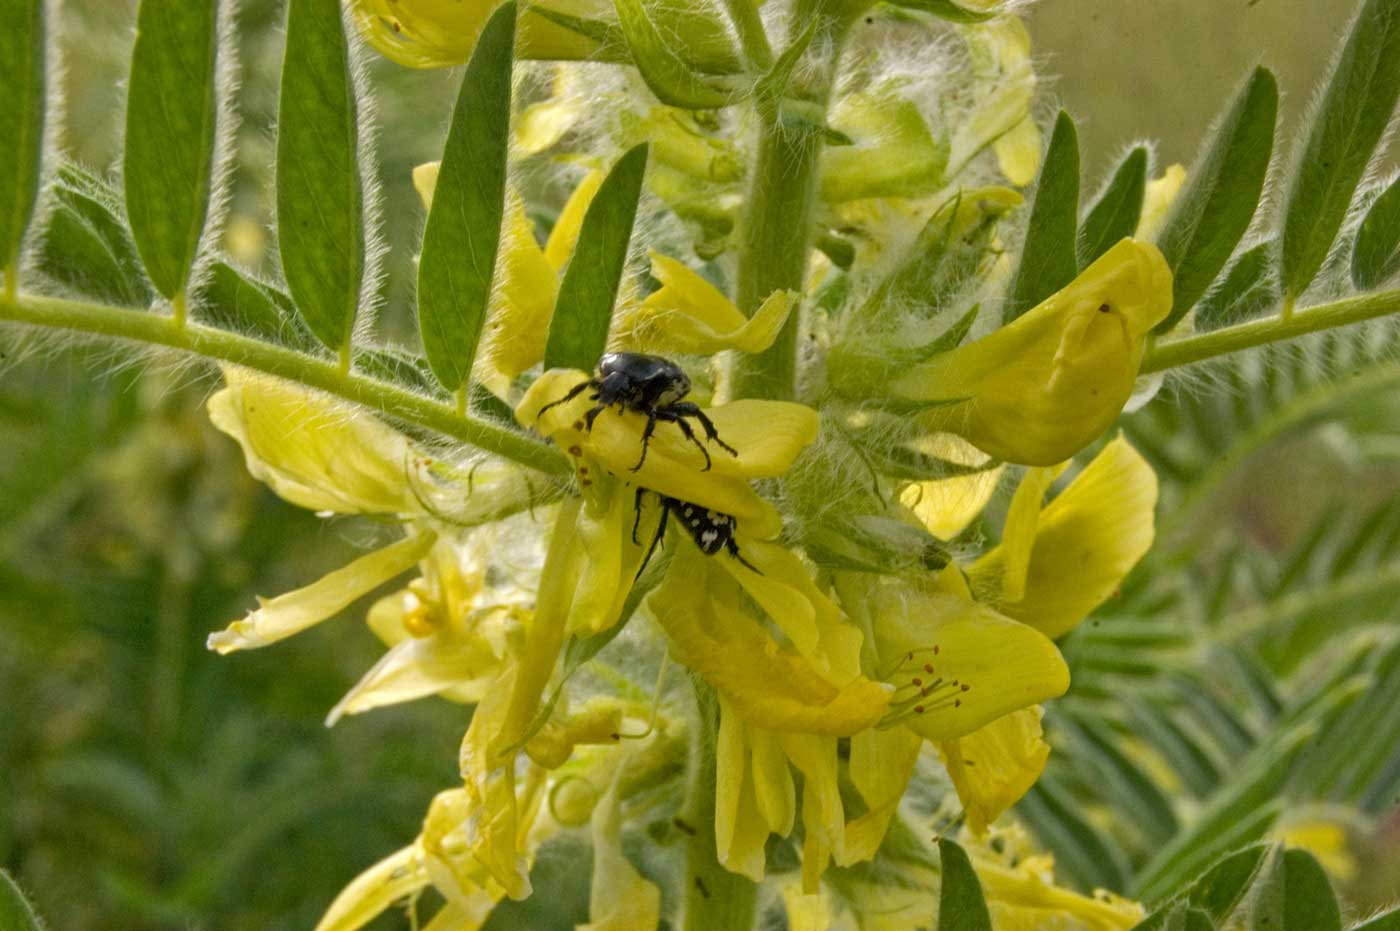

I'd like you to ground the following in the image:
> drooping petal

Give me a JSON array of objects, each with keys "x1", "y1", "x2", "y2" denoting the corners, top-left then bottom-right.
[
  {"x1": 313, "y1": 844, "x2": 428, "y2": 931},
  {"x1": 870, "y1": 583, "x2": 1068, "y2": 741},
  {"x1": 207, "y1": 531, "x2": 437, "y2": 654},
  {"x1": 614, "y1": 251, "x2": 796, "y2": 355},
  {"x1": 842, "y1": 727, "x2": 923, "y2": 864},
  {"x1": 971, "y1": 435, "x2": 1157, "y2": 638},
  {"x1": 649, "y1": 551, "x2": 889, "y2": 736},
  {"x1": 325, "y1": 626, "x2": 504, "y2": 725},
  {"x1": 780, "y1": 732, "x2": 845, "y2": 891},
  {"x1": 938, "y1": 706, "x2": 1051, "y2": 835},
  {"x1": 748, "y1": 727, "x2": 796, "y2": 835},
  {"x1": 577, "y1": 756, "x2": 663, "y2": 931},
  {"x1": 208, "y1": 368, "x2": 422, "y2": 515},
  {"x1": 457, "y1": 677, "x2": 530, "y2": 899},
  {"x1": 715, "y1": 695, "x2": 773, "y2": 881},
  {"x1": 892, "y1": 239, "x2": 1173, "y2": 465}
]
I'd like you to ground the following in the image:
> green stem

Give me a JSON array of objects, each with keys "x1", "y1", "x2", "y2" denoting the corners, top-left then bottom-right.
[
  {"x1": 0, "y1": 291, "x2": 572, "y2": 476},
  {"x1": 681, "y1": 679, "x2": 757, "y2": 931},
  {"x1": 721, "y1": 0, "x2": 774, "y2": 70},
  {"x1": 1141, "y1": 287, "x2": 1400, "y2": 374},
  {"x1": 731, "y1": 7, "x2": 849, "y2": 401}
]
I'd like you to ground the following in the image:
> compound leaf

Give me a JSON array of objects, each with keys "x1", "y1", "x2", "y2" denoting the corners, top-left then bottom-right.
[
  {"x1": 1078, "y1": 145, "x2": 1147, "y2": 269},
  {"x1": 937, "y1": 838, "x2": 992, "y2": 931},
  {"x1": 1352, "y1": 173, "x2": 1400, "y2": 289},
  {"x1": 1004, "y1": 110, "x2": 1079, "y2": 322}
]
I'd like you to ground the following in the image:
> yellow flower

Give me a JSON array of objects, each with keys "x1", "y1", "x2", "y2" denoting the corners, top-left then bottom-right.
[
  {"x1": 898, "y1": 434, "x2": 1005, "y2": 541},
  {"x1": 612, "y1": 250, "x2": 796, "y2": 355},
  {"x1": 347, "y1": 0, "x2": 607, "y2": 67},
  {"x1": 415, "y1": 165, "x2": 603, "y2": 399},
  {"x1": 969, "y1": 435, "x2": 1158, "y2": 638},
  {"x1": 325, "y1": 535, "x2": 525, "y2": 723},
  {"x1": 518, "y1": 369, "x2": 819, "y2": 539},
  {"x1": 822, "y1": 92, "x2": 947, "y2": 202},
  {"x1": 891, "y1": 238, "x2": 1173, "y2": 465},
  {"x1": 971, "y1": 827, "x2": 1144, "y2": 930},
  {"x1": 1136, "y1": 163, "x2": 1187, "y2": 241},
  {"x1": 951, "y1": 16, "x2": 1040, "y2": 184},
  {"x1": 578, "y1": 749, "x2": 664, "y2": 931}
]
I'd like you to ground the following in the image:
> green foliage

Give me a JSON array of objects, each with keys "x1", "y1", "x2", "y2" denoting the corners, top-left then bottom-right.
[
  {"x1": 935, "y1": 838, "x2": 992, "y2": 931},
  {"x1": 0, "y1": 870, "x2": 45, "y2": 931},
  {"x1": 123, "y1": 0, "x2": 220, "y2": 303},
  {"x1": 1155, "y1": 67, "x2": 1276, "y2": 333},
  {"x1": 38, "y1": 165, "x2": 155, "y2": 307},
  {"x1": 0, "y1": 0, "x2": 46, "y2": 281},
  {"x1": 1351, "y1": 174, "x2": 1400, "y2": 290},
  {"x1": 1004, "y1": 110, "x2": 1079, "y2": 322},
  {"x1": 1280, "y1": 0, "x2": 1400, "y2": 300},
  {"x1": 612, "y1": 0, "x2": 733, "y2": 108},
  {"x1": 1077, "y1": 145, "x2": 1146, "y2": 270},
  {"x1": 1196, "y1": 240, "x2": 1276, "y2": 332},
  {"x1": 417, "y1": 3, "x2": 515, "y2": 394},
  {"x1": 275, "y1": 0, "x2": 366, "y2": 355},
  {"x1": 543, "y1": 144, "x2": 650, "y2": 371}
]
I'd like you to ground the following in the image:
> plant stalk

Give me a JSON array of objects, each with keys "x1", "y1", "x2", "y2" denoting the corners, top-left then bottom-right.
[
  {"x1": 680, "y1": 678, "x2": 757, "y2": 931},
  {"x1": 1141, "y1": 287, "x2": 1400, "y2": 373},
  {"x1": 0, "y1": 291, "x2": 572, "y2": 476},
  {"x1": 730, "y1": 6, "x2": 850, "y2": 401}
]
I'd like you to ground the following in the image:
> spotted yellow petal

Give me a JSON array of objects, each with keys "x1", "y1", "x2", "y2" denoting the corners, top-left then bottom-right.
[
  {"x1": 870, "y1": 583, "x2": 1068, "y2": 742},
  {"x1": 893, "y1": 239, "x2": 1173, "y2": 465},
  {"x1": 207, "y1": 531, "x2": 437, "y2": 654},
  {"x1": 971, "y1": 435, "x2": 1157, "y2": 638},
  {"x1": 615, "y1": 251, "x2": 796, "y2": 355},
  {"x1": 939, "y1": 706, "x2": 1050, "y2": 835}
]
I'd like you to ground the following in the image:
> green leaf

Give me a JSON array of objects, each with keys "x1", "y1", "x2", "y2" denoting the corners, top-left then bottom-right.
[
  {"x1": 1004, "y1": 111, "x2": 1079, "y2": 323},
  {"x1": 1354, "y1": 906, "x2": 1400, "y2": 930},
  {"x1": 0, "y1": 869, "x2": 44, "y2": 931},
  {"x1": 1078, "y1": 146, "x2": 1147, "y2": 269},
  {"x1": 937, "y1": 838, "x2": 992, "y2": 931},
  {"x1": 1281, "y1": 0, "x2": 1400, "y2": 299},
  {"x1": 417, "y1": 3, "x2": 515, "y2": 394},
  {"x1": 543, "y1": 144, "x2": 649, "y2": 372},
  {"x1": 1281, "y1": 849, "x2": 1342, "y2": 931},
  {"x1": 884, "y1": 0, "x2": 997, "y2": 21},
  {"x1": 37, "y1": 168, "x2": 154, "y2": 307},
  {"x1": 1060, "y1": 712, "x2": 1180, "y2": 846},
  {"x1": 612, "y1": 0, "x2": 731, "y2": 109},
  {"x1": 1187, "y1": 843, "x2": 1270, "y2": 922},
  {"x1": 0, "y1": 0, "x2": 46, "y2": 282},
  {"x1": 196, "y1": 261, "x2": 314, "y2": 349},
  {"x1": 276, "y1": 0, "x2": 366, "y2": 356},
  {"x1": 1155, "y1": 67, "x2": 1277, "y2": 333},
  {"x1": 123, "y1": 0, "x2": 221, "y2": 301},
  {"x1": 1196, "y1": 240, "x2": 1277, "y2": 331},
  {"x1": 1019, "y1": 777, "x2": 1131, "y2": 892},
  {"x1": 1351, "y1": 174, "x2": 1400, "y2": 289}
]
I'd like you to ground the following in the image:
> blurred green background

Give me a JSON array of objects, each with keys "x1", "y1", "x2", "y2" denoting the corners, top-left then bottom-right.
[{"x1": 1, "y1": 0, "x2": 1394, "y2": 928}]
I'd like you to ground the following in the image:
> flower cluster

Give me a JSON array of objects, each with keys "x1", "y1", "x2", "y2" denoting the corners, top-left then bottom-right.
[{"x1": 199, "y1": 0, "x2": 1184, "y2": 927}]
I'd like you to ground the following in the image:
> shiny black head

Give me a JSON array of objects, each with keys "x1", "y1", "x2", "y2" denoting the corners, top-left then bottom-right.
[{"x1": 596, "y1": 352, "x2": 691, "y2": 411}]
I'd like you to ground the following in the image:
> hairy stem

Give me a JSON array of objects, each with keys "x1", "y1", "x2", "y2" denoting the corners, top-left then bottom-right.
[
  {"x1": 722, "y1": 0, "x2": 773, "y2": 69},
  {"x1": 681, "y1": 679, "x2": 757, "y2": 931},
  {"x1": 730, "y1": 7, "x2": 849, "y2": 401},
  {"x1": 1141, "y1": 287, "x2": 1400, "y2": 373},
  {"x1": 0, "y1": 291, "x2": 572, "y2": 476}
]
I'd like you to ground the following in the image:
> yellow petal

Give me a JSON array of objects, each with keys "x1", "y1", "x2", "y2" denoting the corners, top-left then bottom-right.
[
  {"x1": 208, "y1": 368, "x2": 421, "y2": 515},
  {"x1": 780, "y1": 733, "x2": 844, "y2": 891},
  {"x1": 939, "y1": 706, "x2": 1051, "y2": 835},
  {"x1": 823, "y1": 93, "x2": 947, "y2": 202},
  {"x1": 526, "y1": 698, "x2": 625, "y2": 769},
  {"x1": 749, "y1": 727, "x2": 796, "y2": 835},
  {"x1": 314, "y1": 844, "x2": 428, "y2": 931},
  {"x1": 476, "y1": 197, "x2": 558, "y2": 394},
  {"x1": 715, "y1": 696, "x2": 773, "y2": 881},
  {"x1": 546, "y1": 170, "x2": 606, "y2": 270},
  {"x1": 842, "y1": 728, "x2": 922, "y2": 864},
  {"x1": 900, "y1": 435, "x2": 1004, "y2": 541},
  {"x1": 517, "y1": 67, "x2": 583, "y2": 156},
  {"x1": 413, "y1": 161, "x2": 441, "y2": 209},
  {"x1": 577, "y1": 759, "x2": 663, "y2": 931},
  {"x1": 325, "y1": 625, "x2": 505, "y2": 725},
  {"x1": 457, "y1": 677, "x2": 530, "y2": 899},
  {"x1": 782, "y1": 881, "x2": 836, "y2": 931},
  {"x1": 567, "y1": 481, "x2": 662, "y2": 635},
  {"x1": 347, "y1": 0, "x2": 606, "y2": 68},
  {"x1": 997, "y1": 464, "x2": 1065, "y2": 602},
  {"x1": 649, "y1": 550, "x2": 890, "y2": 736},
  {"x1": 1136, "y1": 164, "x2": 1187, "y2": 241},
  {"x1": 893, "y1": 239, "x2": 1173, "y2": 465},
  {"x1": 995, "y1": 116, "x2": 1042, "y2": 187},
  {"x1": 207, "y1": 531, "x2": 436, "y2": 654},
  {"x1": 971, "y1": 435, "x2": 1157, "y2": 638},
  {"x1": 615, "y1": 251, "x2": 796, "y2": 355},
  {"x1": 870, "y1": 584, "x2": 1069, "y2": 741}
]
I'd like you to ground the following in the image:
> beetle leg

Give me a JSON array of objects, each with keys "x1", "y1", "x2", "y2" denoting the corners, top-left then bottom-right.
[
  {"x1": 636, "y1": 499, "x2": 670, "y2": 580},
  {"x1": 631, "y1": 487, "x2": 646, "y2": 545},
  {"x1": 536, "y1": 378, "x2": 595, "y2": 420},
  {"x1": 657, "y1": 409, "x2": 712, "y2": 471},
  {"x1": 672, "y1": 402, "x2": 739, "y2": 458},
  {"x1": 725, "y1": 537, "x2": 762, "y2": 574},
  {"x1": 632, "y1": 410, "x2": 659, "y2": 471}
]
